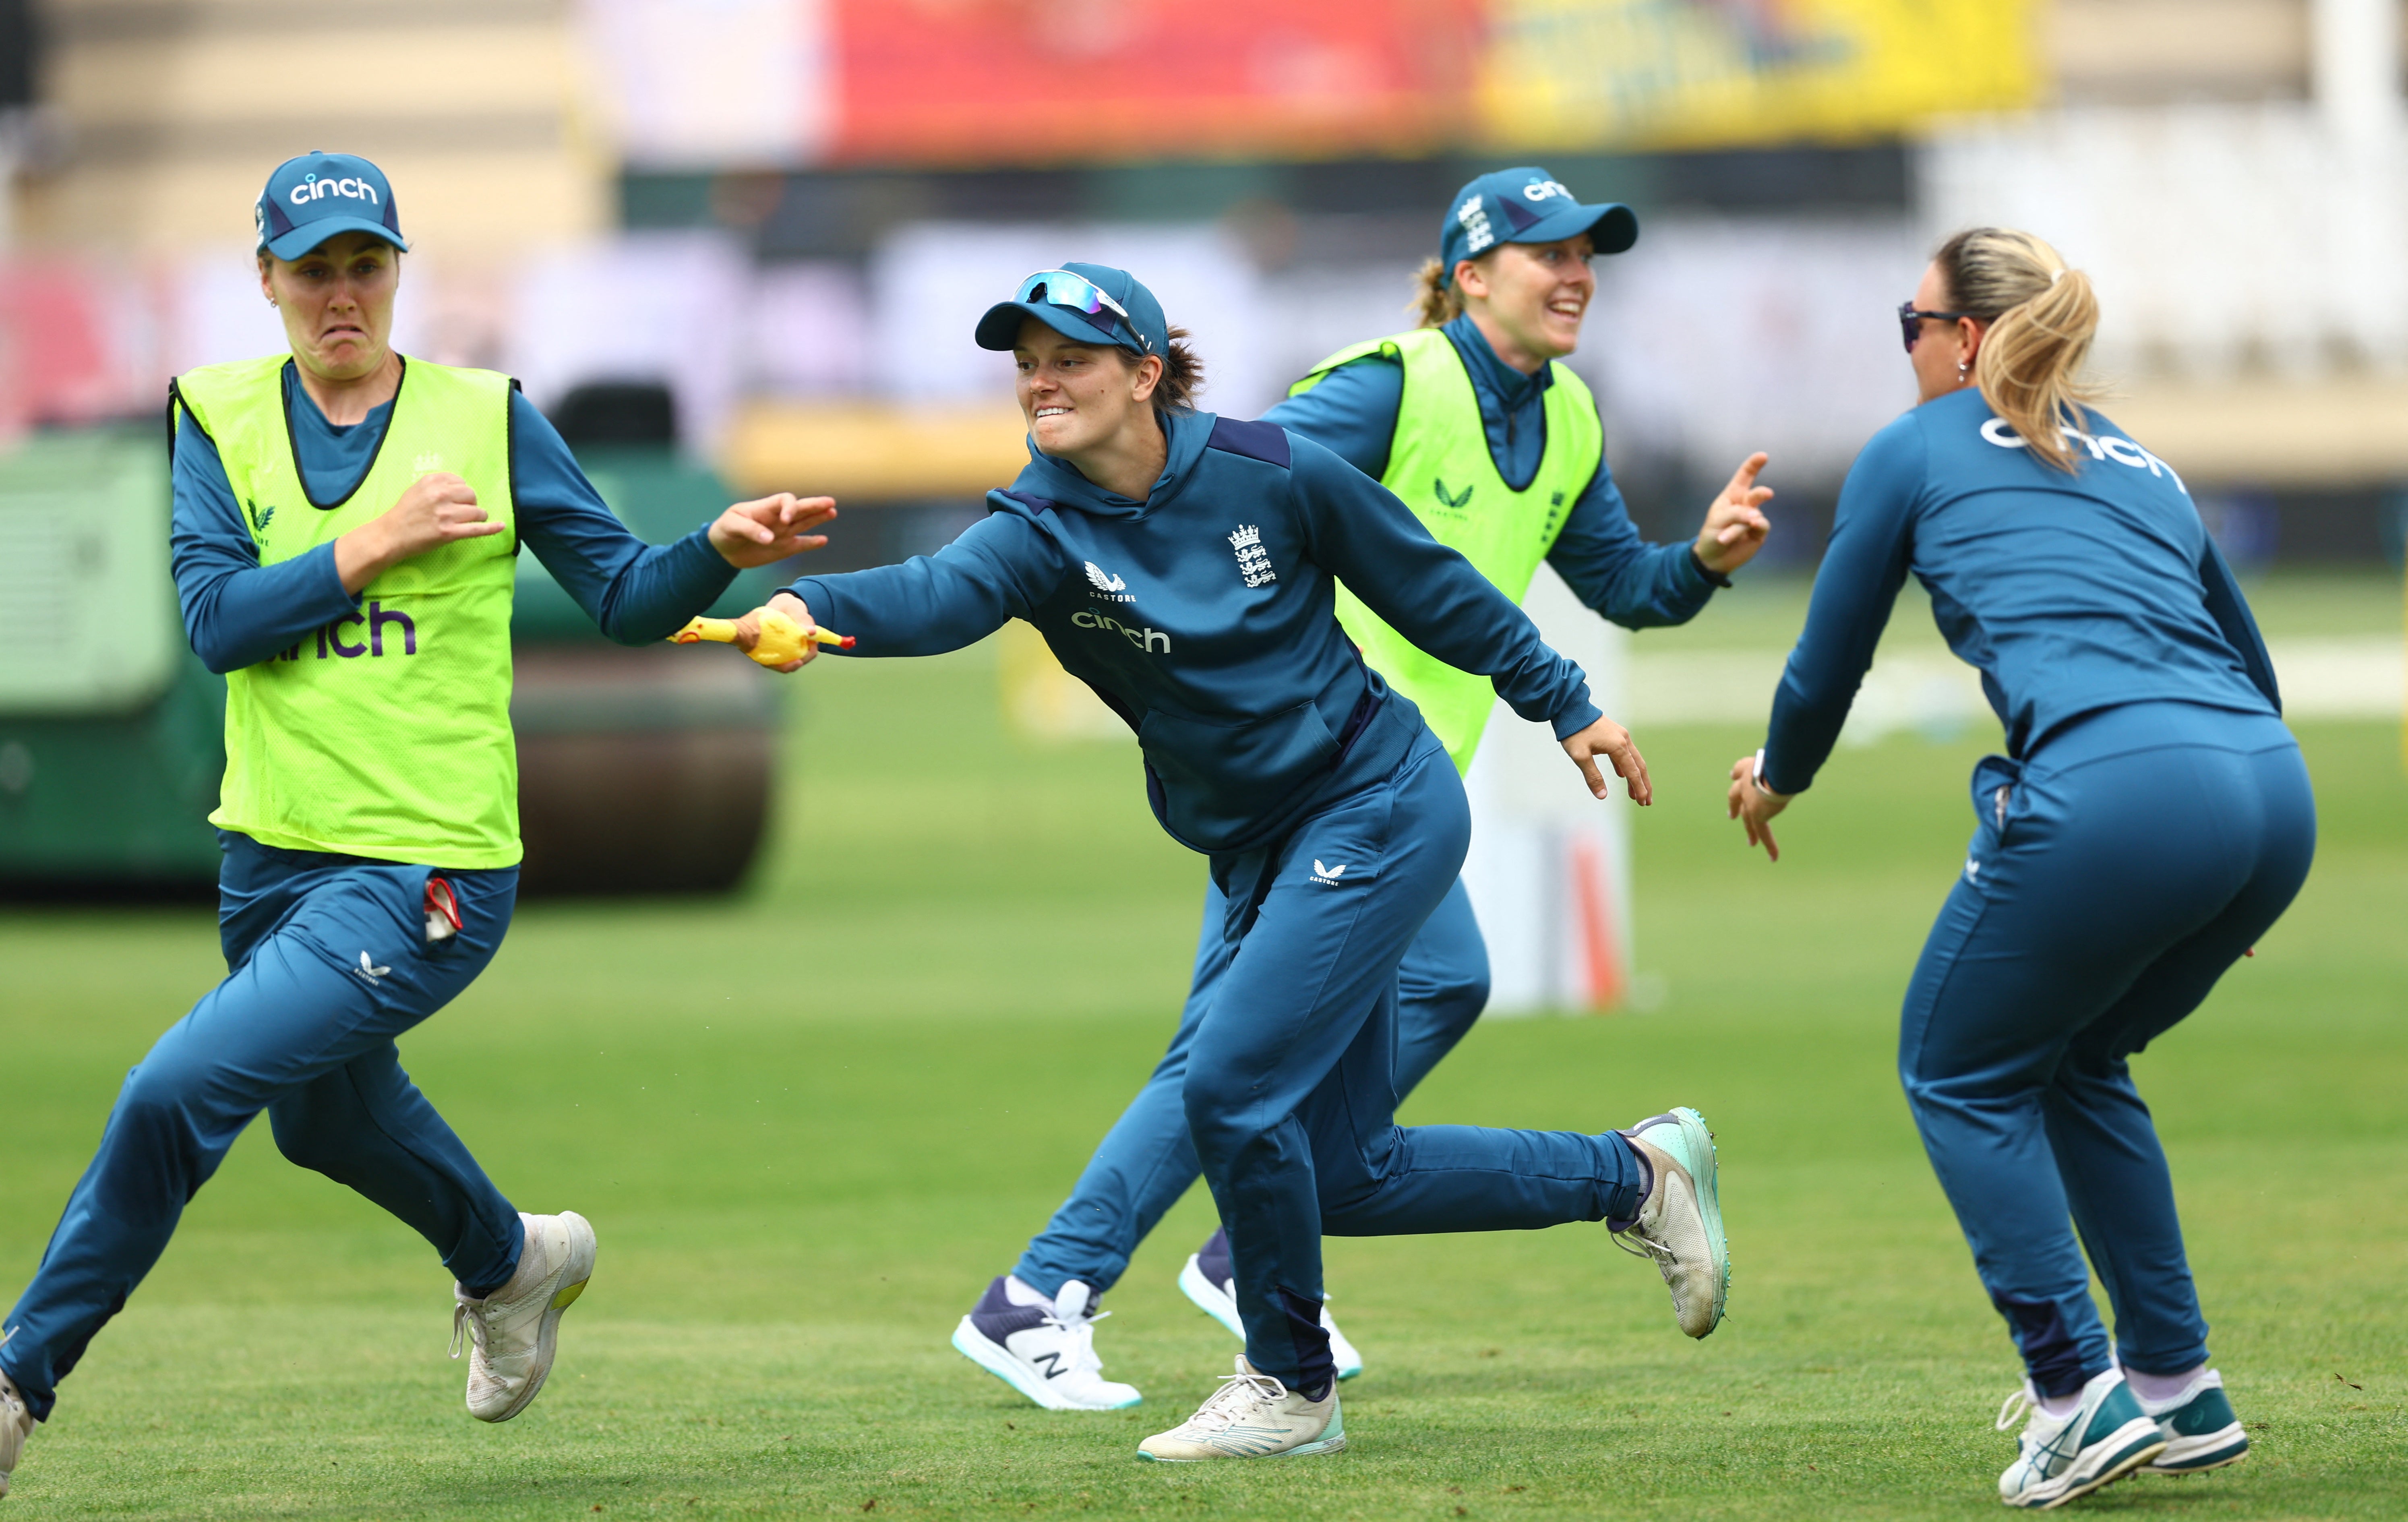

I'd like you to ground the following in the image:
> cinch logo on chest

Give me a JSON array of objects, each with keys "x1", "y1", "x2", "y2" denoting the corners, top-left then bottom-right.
[
  {"x1": 1072, "y1": 609, "x2": 1171, "y2": 654},
  {"x1": 267, "y1": 600, "x2": 422, "y2": 662}
]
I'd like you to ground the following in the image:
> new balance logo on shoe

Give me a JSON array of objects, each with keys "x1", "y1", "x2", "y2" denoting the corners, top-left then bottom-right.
[
  {"x1": 1312, "y1": 860, "x2": 1347, "y2": 885},
  {"x1": 1029, "y1": 1350, "x2": 1066, "y2": 1380},
  {"x1": 354, "y1": 952, "x2": 391, "y2": 984}
]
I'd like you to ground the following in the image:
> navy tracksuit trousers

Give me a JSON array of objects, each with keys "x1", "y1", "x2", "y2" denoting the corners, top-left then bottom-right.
[
  {"x1": 1030, "y1": 731, "x2": 1644, "y2": 1392},
  {"x1": 0, "y1": 834, "x2": 525, "y2": 1420},
  {"x1": 1012, "y1": 874, "x2": 1490, "y2": 1302},
  {"x1": 1903, "y1": 701, "x2": 2314, "y2": 1396}
]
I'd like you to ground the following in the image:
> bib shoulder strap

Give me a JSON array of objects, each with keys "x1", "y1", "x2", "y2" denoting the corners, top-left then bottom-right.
[
  {"x1": 1542, "y1": 356, "x2": 1597, "y2": 409},
  {"x1": 1287, "y1": 332, "x2": 1413, "y2": 398},
  {"x1": 393, "y1": 357, "x2": 513, "y2": 412},
  {"x1": 1538, "y1": 356, "x2": 1604, "y2": 476},
  {"x1": 172, "y1": 354, "x2": 291, "y2": 439}
]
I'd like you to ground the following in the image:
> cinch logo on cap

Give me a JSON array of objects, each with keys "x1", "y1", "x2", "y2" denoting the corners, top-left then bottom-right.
[
  {"x1": 288, "y1": 173, "x2": 381, "y2": 209},
  {"x1": 256, "y1": 151, "x2": 408, "y2": 259}
]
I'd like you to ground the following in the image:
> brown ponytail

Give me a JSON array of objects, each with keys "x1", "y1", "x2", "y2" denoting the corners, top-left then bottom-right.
[
  {"x1": 1934, "y1": 227, "x2": 2103, "y2": 473},
  {"x1": 1117, "y1": 324, "x2": 1206, "y2": 411}
]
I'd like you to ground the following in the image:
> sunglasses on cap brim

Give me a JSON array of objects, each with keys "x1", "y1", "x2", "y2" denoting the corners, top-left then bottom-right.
[{"x1": 1016, "y1": 270, "x2": 1150, "y2": 352}]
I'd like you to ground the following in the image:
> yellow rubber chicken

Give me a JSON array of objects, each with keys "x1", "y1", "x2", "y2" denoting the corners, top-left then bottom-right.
[{"x1": 669, "y1": 611, "x2": 852, "y2": 667}]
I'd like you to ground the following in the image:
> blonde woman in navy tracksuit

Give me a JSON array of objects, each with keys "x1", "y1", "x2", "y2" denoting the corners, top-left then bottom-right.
[
  {"x1": 735, "y1": 264, "x2": 1734, "y2": 1460},
  {"x1": 1731, "y1": 228, "x2": 2313, "y2": 1508}
]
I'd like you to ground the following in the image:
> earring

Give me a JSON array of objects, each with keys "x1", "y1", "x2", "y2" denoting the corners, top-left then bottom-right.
[{"x1": 1956, "y1": 358, "x2": 1969, "y2": 382}]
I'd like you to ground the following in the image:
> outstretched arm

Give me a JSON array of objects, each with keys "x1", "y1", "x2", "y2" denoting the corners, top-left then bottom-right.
[
  {"x1": 1733, "y1": 415, "x2": 1924, "y2": 858},
  {"x1": 737, "y1": 510, "x2": 1061, "y2": 671},
  {"x1": 1289, "y1": 435, "x2": 1649, "y2": 802},
  {"x1": 511, "y1": 393, "x2": 832, "y2": 644}
]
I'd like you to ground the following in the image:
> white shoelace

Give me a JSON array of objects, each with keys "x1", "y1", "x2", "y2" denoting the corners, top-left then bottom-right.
[
  {"x1": 1611, "y1": 1225, "x2": 1676, "y2": 1266},
  {"x1": 1996, "y1": 1386, "x2": 2037, "y2": 1433},
  {"x1": 1038, "y1": 1306, "x2": 1111, "y2": 1377},
  {"x1": 449, "y1": 1299, "x2": 494, "y2": 1362},
  {"x1": 1179, "y1": 1367, "x2": 1289, "y2": 1433}
]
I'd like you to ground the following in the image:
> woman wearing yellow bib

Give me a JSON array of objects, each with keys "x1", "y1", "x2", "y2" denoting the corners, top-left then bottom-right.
[
  {"x1": 969, "y1": 168, "x2": 1771, "y2": 1408},
  {"x1": 0, "y1": 151, "x2": 827, "y2": 1491}
]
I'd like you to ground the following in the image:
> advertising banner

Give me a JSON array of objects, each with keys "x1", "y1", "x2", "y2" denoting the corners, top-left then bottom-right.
[
  {"x1": 826, "y1": 0, "x2": 1482, "y2": 165},
  {"x1": 1479, "y1": 0, "x2": 2036, "y2": 152},
  {"x1": 585, "y1": 0, "x2": 2036, "y2": 168}
]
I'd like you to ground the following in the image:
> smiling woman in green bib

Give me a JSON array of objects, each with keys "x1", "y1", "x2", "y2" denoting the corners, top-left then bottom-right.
[{"x1": 0, "y1": 151, "x2": 831, "y2": 1497}]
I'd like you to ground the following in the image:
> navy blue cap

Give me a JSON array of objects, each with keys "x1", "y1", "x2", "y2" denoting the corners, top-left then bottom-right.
[
  {"x1": 1439, "y1": 167, "x2": 1637, "y2": 277},
  {"x1": 974, "y1": 263, "x2": 1168, "y2": 359},
  {"x1": 255, "y1": 151, "x2": 408, "y2": 261}
]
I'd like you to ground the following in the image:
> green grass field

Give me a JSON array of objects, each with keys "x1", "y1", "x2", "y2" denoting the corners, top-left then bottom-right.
[{"x1": 3, "y1": 574, "x2": 2403, "y2": 1519}]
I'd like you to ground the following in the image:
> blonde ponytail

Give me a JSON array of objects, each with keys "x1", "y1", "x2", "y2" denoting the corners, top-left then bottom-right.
[
  {"x1": 1934, "y1": 227, "x2": 2103, "y2": 473},
  {"x1": 1410, "y1": 256, "x2": 1464, "y2": 327}
]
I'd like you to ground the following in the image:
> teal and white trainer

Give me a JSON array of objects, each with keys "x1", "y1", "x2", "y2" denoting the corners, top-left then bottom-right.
[
  {"x1": 2131, "y1": 1369, "x2": 2249, "y2": 1474},
  {"x1": 450, "y1": 1211, "x2": 597, "y2": 1423},
  {"x1": 0, "y1": 1365, "x2": 31, "y2": 1500},
  {"x1": 1177, "y1": 1229, "x2": 1363, "y2": 1381},
  {"x1": 1615, "y1": 1108, "x2": 1729, "y2": 1338},
  {"x1": 1996, "y1": 1369, "x2": 2166, "y2": 1508},
  {"x1": 952, "y1": 1276, "x2": 1142, "y2": 1411},
  {"x1": 1136, "y1": 1356, "x2": 1344, "y2": 1462}
]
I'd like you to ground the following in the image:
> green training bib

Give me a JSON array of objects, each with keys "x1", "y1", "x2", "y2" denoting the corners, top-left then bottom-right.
[
  {"x1": 1291, "y1": 327, "x2": 1602, "y2": 773},
  {"x1": 174, "y1": 355, "x2": 523, "y2": 867}
]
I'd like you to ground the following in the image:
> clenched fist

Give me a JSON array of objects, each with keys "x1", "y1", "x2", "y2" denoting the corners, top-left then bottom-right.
[{"x1": 335, "y1": 472, "x2": 503, "y2": 593}]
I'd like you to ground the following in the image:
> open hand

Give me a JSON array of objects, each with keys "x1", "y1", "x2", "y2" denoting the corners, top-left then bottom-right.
[
  {"x1": 730, "y1": 591, "x2": 817, "y2": 673},
  {"x1": 1694, "y1": 452, "x2": 1773, "y2": 576},
  {"x1": 1563, "y1": 716, "x2": 1651, "y2": 805},
  {"x1": 335, "y1": 472, "x2": 503, "y2": 593},
  {"x1": 710, "y1": 493, "x2": 837, "y2": 569},
  {"x1": 1727, "y1": 753, "x2": 1791, "y2": 861}
]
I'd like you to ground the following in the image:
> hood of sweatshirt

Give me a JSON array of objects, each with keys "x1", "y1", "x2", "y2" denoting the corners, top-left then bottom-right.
[{"x1": 1003, "y1": 407, "x2": 1218, "y2": 519}]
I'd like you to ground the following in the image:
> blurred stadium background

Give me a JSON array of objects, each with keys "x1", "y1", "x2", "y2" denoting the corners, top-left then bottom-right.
[{"x1": 1, "y1": 0, "x2": 2402, "y2": 939}]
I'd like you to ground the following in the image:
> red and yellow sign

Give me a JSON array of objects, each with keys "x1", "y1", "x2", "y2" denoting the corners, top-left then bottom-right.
[
  {"x1": 589, "y1": 0, "x2": 2038, "y2": 168},
  {"x1": 827, "y1": 0, "x2": 1484, "y2": 165},
  {"x1": 1478, "y1": 0, "x2": 2036, "y2": 152}
]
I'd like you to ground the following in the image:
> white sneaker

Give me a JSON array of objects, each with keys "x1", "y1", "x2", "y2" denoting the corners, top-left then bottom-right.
[
  {"x1": 1996, "y1": 1369, "x2": 2166, "y2": 1508},
  {"x1": 1136, "y1": 1355, "x2": 1345, "y2": 1462},
  {"x1": 1176, "y1": 1230, "x2": 1363, "y2": 1380},
  {"x1": 1614, "y1": 1108, "x2": 1729, "y2": 1338},
  {"x1": 450, "y1": 1211, "x2": 596, "y2": 1423},
  {"x1": 2125, "y1": 1367, "x2": 2249, "y2": 1474},
  {"x1": 0, "y1": 1366, "x2": 31, "y2": 1500},
  {"x1": 952, "y1": 1276, "x2": 1141, "y2": 1411}
]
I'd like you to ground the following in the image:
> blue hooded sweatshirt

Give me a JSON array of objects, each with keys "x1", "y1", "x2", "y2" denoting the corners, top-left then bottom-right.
[
  {"x1": 785, "y1": 409, "x2": 1601, "y2": 853},
  {"x1": 1761, "y1": 389, "x2": 2281, "y2": 794}
]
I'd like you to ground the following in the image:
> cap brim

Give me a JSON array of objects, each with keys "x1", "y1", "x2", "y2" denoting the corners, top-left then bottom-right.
[
  {"x1": 1521, "y1": 201, "x2": 1638, "y2": 256},
  {"x1": 263, "y1": 216, "x2": 408, "y2": 261},
  {"x1": 974, "y1": 300, "x2": 1133, "y2": 353}
]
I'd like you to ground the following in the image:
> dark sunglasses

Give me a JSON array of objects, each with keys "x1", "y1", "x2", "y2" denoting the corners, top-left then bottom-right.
[{"x1": 1897, "y1": 300, "x2": 1976, "y2": 353}]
